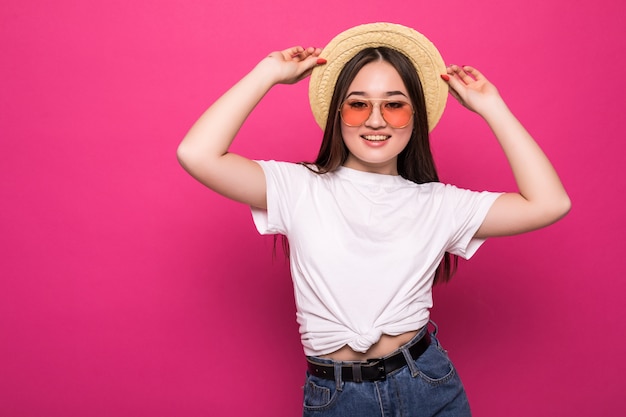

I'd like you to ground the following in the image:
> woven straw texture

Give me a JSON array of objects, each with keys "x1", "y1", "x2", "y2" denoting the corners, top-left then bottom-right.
[{"x1": 309, "y1": 22, "x2": 448, "y2": 132}]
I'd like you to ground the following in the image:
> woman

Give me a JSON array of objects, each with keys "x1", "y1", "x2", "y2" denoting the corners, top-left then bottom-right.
[{"x1": 177, "y1": 23, "x2": 570, "y2": 417}]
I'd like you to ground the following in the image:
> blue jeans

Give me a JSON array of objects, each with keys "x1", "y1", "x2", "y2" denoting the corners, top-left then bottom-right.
[{"x1": 302, "y1": 324, "x2": 471, "y2": 417}]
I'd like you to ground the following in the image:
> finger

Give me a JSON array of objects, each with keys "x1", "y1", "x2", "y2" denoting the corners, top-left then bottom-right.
[
  {"x1": 442, "y1": 69, "x2": 466, "y2": 93},
  {"x1": 285, "y1": 54, "x2": 326, "y2": 84},
  {"x1": 299, "y1": 67, "x2": 315, "y2": 81},
  {"x1": 448, "y1": 88, "x2": 462, "y2": 104},
  {"x1": 299, "y1": 46, "x2": 323, "y2": 60},
  {"x1": 287, "y1": 46, "x2": 305, "y2": 59},
  {"x1": 305, "y1": 47, "x2": 323, "y2": 59},
  {"x1": 462, "y1": 66, "x2": 486, "y2": 81},
  {"x1": 297, "y1": 47, "x2": 326, "y2": 68},
  {"x1": 292, "y1": 59, "x2": 321, "y2": 83},
  {"x1": 302, "y1": 53, "x2": 326, "y2": 70},
  {"x1": 441, "y1": 75, "x2": 462, "y2": 98},
  {"x1": 449, "y1": 64, "x2": 474, "y2": 84}
]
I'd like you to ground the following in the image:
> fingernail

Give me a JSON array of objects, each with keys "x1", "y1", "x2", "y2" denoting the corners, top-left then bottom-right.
[
  {"x1": 440, "y1": 74, "x2": 450, "y2": 81},
  {"x1": 316, "y1": 58, "x2": 327, "y2": 65}
]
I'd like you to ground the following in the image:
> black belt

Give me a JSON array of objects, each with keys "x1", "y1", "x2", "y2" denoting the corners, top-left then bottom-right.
[{"x1": 306, "y1": 332, "x2": 431, "y2": 383}]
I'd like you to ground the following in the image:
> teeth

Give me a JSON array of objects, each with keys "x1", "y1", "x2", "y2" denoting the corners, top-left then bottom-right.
[{"x1": 363, "y1": 135, "x2": 389, "y2": 141}]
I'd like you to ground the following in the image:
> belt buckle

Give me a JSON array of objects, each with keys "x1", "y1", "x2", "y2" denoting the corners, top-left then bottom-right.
[{"x1": 366, "y1": 358, "x2": 386, "y2": 381}]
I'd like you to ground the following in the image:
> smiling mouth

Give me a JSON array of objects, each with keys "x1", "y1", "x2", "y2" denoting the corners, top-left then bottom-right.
[{"x1": 362, "y1": 135, "x2": 390, "y2": 142}]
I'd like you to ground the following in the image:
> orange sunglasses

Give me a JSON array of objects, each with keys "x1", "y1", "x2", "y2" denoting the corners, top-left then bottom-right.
[{"x1": 339, "y1": 98, "x2": 414, "y2": 128}]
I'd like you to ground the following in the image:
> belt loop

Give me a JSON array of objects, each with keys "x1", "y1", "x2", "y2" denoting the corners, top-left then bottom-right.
[
  {"x1": 429, "y1": 319, "x2": 439, "y2": 336},
  {"x1": 400, "y1": 347, "x2": 420, "y2": 377},
  {"x1": 334, "y1": 361, "x2": 343, "y2": 391},
  {"x1": 351, "y1": 363, "x2": 363, "y2": 383}
]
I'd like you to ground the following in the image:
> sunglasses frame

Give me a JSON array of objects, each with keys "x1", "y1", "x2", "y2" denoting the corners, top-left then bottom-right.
[{"x1": 339, "y1": 98, "x2": 415, "y2": 129}]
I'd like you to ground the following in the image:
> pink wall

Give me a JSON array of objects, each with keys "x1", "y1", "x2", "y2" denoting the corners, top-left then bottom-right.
[{"x1": 1, "y1": 0, "x2": 624, "y2": 415}]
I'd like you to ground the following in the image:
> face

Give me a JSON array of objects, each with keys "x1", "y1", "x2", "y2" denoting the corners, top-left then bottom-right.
[{"x1": 340, "y1": 60, "x2": 413, "y2": 175}]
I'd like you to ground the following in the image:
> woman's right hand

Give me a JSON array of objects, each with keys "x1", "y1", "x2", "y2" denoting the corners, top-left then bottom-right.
[
  {"x1": 177, "y1": 46, "x2": 325, "y2": 209},
  {"x1": 263, "y1": 46, "x2": 325, "y2": 85}
]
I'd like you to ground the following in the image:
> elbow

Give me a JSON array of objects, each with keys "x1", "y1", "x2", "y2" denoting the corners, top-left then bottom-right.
[
  {"x1": 176, "y1": 141, "x2": 195, "y2": 172},
  {"x1": 562, "y1": 194, "x2": 572, "y2": 216},
  {"x1": 558, "y1": 194, "x2": 572, "y2": 219},
  {"x1": 528, "y1": 194, "x2": 572, "y2": 231},
  {"x1": 546, "y1": 194, "x2": 572, "y2": 225},
  {"x1": 176, "y1": 141, "x2": 223, "y2": 186},
  {"x1": 176, "y1": 141, "x2": 188, "y2": 165}
]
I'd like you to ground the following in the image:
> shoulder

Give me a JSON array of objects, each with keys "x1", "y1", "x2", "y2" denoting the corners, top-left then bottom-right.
[
  {"x1": 432, "y1": 182, "x2": 488, "y2": 197},
  {"x1": 255, "y1": 160, "x2": 317, "y2": 175},
  {"x1": 409, "y1": 181, "x2": 453, "y2": 196},
  {"x1": 255, "y1": 160, "x2": 324, "y2": 192},
  {"x1": 415, "y1": 182, "x2": 500, "y2": 208}
]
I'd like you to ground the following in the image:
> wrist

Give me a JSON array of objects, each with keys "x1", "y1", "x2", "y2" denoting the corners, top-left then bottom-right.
[
  {"x1": 249, "y1": 57, "x2": 283, "y2": 87},
  {"x1": 476, "y1": 95, "x2": 509, "y2": 122}
]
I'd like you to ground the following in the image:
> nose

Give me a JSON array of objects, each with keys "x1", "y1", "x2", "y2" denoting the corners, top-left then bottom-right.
[{"x1": 364, "y1": 102, "x2": 387, "y2": 128}]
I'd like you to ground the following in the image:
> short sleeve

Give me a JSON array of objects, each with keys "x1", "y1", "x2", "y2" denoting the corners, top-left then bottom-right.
[
  {"x1": 250, "y1": 160, "x2": 309, "y2": 236},
  {"x1": 445, "y1": 186, "x2": 502, "y2": 259}
]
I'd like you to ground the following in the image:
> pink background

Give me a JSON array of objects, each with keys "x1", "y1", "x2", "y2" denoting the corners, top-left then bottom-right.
[{"x1": 1, "y1": 0, "x2": 625, "y2": 416}]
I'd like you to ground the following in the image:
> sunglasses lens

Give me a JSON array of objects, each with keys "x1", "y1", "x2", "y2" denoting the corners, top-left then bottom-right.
[
  {"x1": 381, "y1": 101, "x2": 413, "y2": 127},
  {"x1": 340, "y1": 99, "x2": 413, "y2": 128},
  {"x1": 341, "y1": 100, "x2": 372, "y2": 126}
]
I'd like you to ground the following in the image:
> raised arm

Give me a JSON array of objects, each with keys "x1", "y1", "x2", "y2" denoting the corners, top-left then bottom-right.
[
  {"x1": 177, "y1": 46, "x2": 324, "y2": 209},
  {"x1": 442, "y1": 65, "x2": 571, "y2": 238}
]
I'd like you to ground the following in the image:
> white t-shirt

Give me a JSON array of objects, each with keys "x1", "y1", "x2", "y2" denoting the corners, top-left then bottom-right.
[{"x1": 251, "y1": 160, "x2": 501, "y2": 356}]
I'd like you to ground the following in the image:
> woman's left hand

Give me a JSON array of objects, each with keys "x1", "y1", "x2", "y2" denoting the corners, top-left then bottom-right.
[
  {"x1": 441, "y1": 65, "x2": 571, "y2": 238},
  {"x1": 442, "y1": 65, "x2": 503, "y2": 116}
]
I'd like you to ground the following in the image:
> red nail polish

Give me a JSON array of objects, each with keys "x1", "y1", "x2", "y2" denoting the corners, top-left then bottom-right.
[
  {"x1": 317, "y1": 58, "x2": 327, "y2": 65},
  {"x1": 440, "y1": 74, "x2": 450, "y2": 81}
]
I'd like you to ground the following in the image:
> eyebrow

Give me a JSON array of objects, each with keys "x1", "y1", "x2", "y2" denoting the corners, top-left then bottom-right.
[{"x1": 346, "y1": 90, "x2": 408, "y2": 98}]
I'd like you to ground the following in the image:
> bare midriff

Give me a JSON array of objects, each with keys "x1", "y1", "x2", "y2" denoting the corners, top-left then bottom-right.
[{"x1": 319, "y1": 330, "x2": 420, "y2": 361}]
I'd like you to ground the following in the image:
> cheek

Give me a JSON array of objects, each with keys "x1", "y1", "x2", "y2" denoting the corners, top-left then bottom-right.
[
  {"x1": 396, "y1": 129, "x2": 412, "y2": 146},
  {"x1": 340, "y1": 125, "x2": 359, "y2": 144},
  {"x1": 394, "y1": 132, "x2": 413, "y2": 155},
  {"x1": 340, "y1": 124, "x2": 347, "y2": 139}
]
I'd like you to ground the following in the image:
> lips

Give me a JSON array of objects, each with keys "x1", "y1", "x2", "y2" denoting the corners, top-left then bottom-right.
[{"x1": 362, "y1": 134, "x2": 390, "y2": 142}]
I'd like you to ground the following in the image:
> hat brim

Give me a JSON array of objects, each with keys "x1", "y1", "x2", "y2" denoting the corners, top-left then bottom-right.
[{"x1": 309, "y1": 22, "x2": 448, "y2": 133}]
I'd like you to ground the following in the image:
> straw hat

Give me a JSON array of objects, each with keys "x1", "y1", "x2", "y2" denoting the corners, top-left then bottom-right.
[{"x1": 309, "y1": 22, "x2": 448, "y2": 132}]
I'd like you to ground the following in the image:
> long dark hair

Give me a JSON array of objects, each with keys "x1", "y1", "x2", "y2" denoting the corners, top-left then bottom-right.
[{"x1": 282, "y1": 47, "x2": 457, "y2": 284}]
